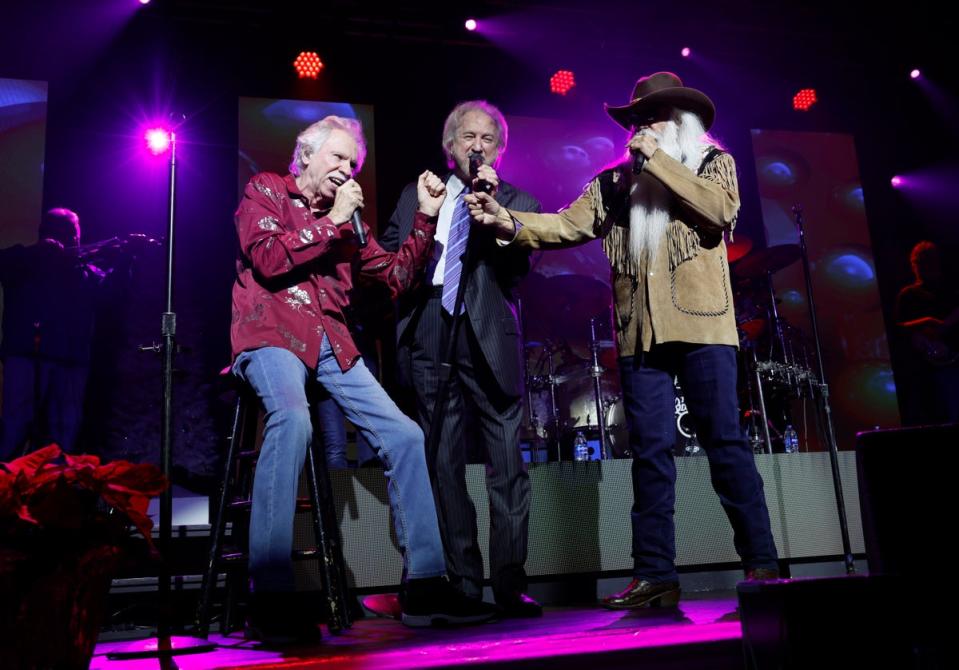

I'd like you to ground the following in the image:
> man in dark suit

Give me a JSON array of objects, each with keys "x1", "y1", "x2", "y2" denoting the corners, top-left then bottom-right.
[{"x1": 380, "y1": 100, "x2": 542, "y2": 617}]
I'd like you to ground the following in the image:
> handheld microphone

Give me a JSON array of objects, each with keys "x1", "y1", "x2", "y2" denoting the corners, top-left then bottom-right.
[
  {"x1": 469, "y1": 152, "x2": 495, "y2": 194},
  {"x1": 350, "y1": 209, "x2": 368, "y2": 248},
  {"x1": 632, "y1": 152, "x2": 646, "y2": 175}
]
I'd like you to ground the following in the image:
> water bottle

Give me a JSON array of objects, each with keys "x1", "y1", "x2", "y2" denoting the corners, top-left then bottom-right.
[
  {"x1": 749, "y1": 424, "x2": 765, "y2": 454},
  {"x1": 684, "y1": 432, "x2": 703, "y2": 457},
  {"x1": 783, "y1": 425, "x2": 799, "y2": 454},
  {"x1": 573, "y1": 431, "x2": 590, "y2": 461}
]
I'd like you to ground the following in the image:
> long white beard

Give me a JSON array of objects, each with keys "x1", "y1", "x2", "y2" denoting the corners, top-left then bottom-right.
[
  {"x1": 628, "y1": 113, "x2": 710, "y2": 264},
  {"x1": 628, "y1": 176, "x2": 672, "y2": 264}
]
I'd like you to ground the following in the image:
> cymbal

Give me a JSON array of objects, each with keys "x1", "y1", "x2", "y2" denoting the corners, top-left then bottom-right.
[
  {"x1": 726, "y1": 234, "x2": 753, "y2": 263},
  {"x1": 733, "y1": 244, "x2": 801, "y2": 280}
]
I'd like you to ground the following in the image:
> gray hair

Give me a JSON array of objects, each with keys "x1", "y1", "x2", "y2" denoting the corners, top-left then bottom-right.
[
  {"x1": 441, "y1": 100, "x2": 508, "y2": 168},
  {"x1": 289, "y1": 115, "x2": 367, "y2": 176}
]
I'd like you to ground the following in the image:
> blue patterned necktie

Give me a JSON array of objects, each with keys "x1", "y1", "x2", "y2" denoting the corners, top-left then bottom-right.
[{"x1": 442, "y1": 188, "x2": 471, "y2": 314}]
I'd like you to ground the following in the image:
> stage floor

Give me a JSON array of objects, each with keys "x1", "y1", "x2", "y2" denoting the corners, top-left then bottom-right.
[{"x1": 91, "y1": 593, "x2": 745, "y2": 670}]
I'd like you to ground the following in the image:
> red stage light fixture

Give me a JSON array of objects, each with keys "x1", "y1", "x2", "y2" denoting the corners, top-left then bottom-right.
[
  {"x1": 793, "y1": 88, "x2": 817, "y2": 111},
  {"x1": 550, "y1": 70, "x2": 576, "y2": 95},
  {"x1": 294, "y1": 52, "x2": 324, "y2": 79}
]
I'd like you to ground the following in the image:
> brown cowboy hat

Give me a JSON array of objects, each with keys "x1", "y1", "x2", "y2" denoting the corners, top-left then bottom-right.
[{"x1": 605, "y1": 72, "x2": 715, "y2": 131}]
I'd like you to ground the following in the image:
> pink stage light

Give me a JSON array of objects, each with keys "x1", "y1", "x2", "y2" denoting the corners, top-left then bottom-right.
[
  {"x1": 910, "y1": 69, "x2": 921, "y2": 79},
  {"x1": 550, "y1": 70, "x2": 576, "y2": 95},
  {"x1": 465, "y1": 18, "x2": 477, "y2": 31},
  {"x1": 681, "y1": 47, "x2": 691, "y2": 58},
  {"x1": 891, "y1": 175, "x2": 903, "y2": 188},
  {"x1": 139, "y1": 0, "x2": 151, "y2": 5},
  {"x1": 145, "y1": 128, "x2": 171, "y2": 155}
]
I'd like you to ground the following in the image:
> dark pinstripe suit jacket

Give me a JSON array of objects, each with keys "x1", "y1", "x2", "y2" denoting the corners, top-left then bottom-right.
[{"x1": 380, "y1": 176, "x2": 541, "y2": 397}]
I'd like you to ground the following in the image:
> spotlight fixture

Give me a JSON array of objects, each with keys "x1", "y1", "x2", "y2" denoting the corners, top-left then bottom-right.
[
  {"x1": 293, "y1": 52, "x2": 324, "y2": 79},
  {"x1": 792, "y1": 88, "x2": 817, "y2": 111},
  {"x1": 144, "y1": 128, "x2": 171, "y2": 155},
  {"x1": 550, "y1": 70, "x2": 576, "y2": 96}
]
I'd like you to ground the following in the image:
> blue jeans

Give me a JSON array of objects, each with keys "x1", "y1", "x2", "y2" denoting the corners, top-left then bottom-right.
[
  {"x1": 233, "y1": 339, "x2": 446, "y2": 592},
  {"x1": 315, "y1": 347, "x2": 379, "y2": 469},
  {"x1": 619, "y1": 343, "x2": 778, "y2": 582}
]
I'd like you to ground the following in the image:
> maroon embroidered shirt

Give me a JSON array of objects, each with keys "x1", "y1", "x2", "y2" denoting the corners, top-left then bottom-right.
[{"x1": 231, "y1": 172, "x2": 435, "y2": 371}]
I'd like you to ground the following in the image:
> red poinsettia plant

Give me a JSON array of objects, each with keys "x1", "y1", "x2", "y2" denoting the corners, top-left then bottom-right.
[{"x1": 0, "y1": 444, "x2": 167, "y2": 548}]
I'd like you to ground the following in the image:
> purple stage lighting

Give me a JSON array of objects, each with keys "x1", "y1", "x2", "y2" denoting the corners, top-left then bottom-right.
[
  {"x1": 890, "y1": 175, "x2": 903, "y2": 188},
  {"x1": 465, "y1": 18, "x2": 477, "y2": 31},
  {"x1": 139, "y1": 0, "x2": 151, "y2": 5},
  {"x1": 910, "y1": 69, "x2": 921, "y2": 79},
  {"x1": 145, "y1": 127, "x2": 171, "y2": 155},
  {"x1": 681, "y1": 47, "x2": 691, "y2": 58}
]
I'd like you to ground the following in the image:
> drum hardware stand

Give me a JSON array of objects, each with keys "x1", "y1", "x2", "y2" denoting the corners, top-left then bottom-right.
[
  {"x1": 793, "y1": 204, "x2": 855, "y2": 575},
  {"x1": 764, "y1": 269, "x2": 794, "y2": 380},
  {"x1": 744, "y1": 341, "x2": 774, "y2": 454},
  {"x1": 587, "y1": 317, "x2": 610, "y2": 459},
  {"x1": 519, "y1": 299, "x2": 547, "y2": 464},
  {"x1": 543, "y1": 342, "x2": 563, "y2": 461}
]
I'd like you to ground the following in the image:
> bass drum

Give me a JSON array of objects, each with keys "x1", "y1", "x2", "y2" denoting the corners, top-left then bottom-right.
[{"x1": 605, "y1": 399, "x2": 630, "y2": 458}]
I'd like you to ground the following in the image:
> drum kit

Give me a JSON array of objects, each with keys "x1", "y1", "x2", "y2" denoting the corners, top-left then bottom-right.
[
  {"x1": 519, "y1": 233, "x2": 820, "y2": 460},
  {"x1": 731, "y1": 240, "x2": 822, "y2": 454}
]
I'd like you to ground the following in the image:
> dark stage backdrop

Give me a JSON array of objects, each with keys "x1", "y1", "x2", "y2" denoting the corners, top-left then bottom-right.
[
  {"x1": 0, "y1": 77, "x2": 48, "y2": 423},
  {"x1": 750, "y1": 130, "x2": 900, "y2": 450}
]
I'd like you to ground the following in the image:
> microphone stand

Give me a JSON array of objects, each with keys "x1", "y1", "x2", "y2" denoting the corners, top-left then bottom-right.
[
  {"x1": 108, "y1": 128, "x2": 216, "y2": 664},
  {"x1": 424, "y1": 169, "x2": 491, "y2": 541},
  {"x1": 792, "y1": 204, "x2": 855, "y2": 575}
]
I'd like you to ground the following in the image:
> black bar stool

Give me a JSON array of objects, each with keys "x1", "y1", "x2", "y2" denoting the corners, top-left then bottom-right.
[{"x1": 194, "y1": 372, "x2": 352, "y2": 637}]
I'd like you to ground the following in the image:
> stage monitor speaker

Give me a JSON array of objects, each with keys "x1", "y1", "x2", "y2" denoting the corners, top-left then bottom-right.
[
  {"x1": 855, "y1": 423, "x2": 956, "y2": 576},
  {"x1": 738, "y1": 575, "x2": 915, "y2": 669}
]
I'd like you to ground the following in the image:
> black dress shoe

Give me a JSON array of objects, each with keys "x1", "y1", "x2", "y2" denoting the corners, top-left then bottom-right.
[
  {"x1": 601, "y1": 579, "x2": 681, "y2": 610},
  {"x1": 400, "y1": 577, "x2": 498, "y2": 627},
  {"x1": 496, "y1": 592, "x2": 543, "y2": 618},
  {"x1": 744, "y1": 567, "x2": 780, "y2": 581}
]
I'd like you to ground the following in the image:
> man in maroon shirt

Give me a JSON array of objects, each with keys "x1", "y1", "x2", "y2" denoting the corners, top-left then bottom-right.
[{"x1": 231, "y1": 116, "x2": 496, "y2": 642}]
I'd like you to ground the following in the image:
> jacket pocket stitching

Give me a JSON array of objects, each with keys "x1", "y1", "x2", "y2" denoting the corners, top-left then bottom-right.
[{"x1": 669, "y1": 256, "x2": 730, "y2": 317}]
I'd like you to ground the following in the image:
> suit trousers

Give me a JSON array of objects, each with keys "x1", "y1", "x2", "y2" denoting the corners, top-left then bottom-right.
[{"x1": 409, "y1": 292, "x2": 530, "y2": 601}]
